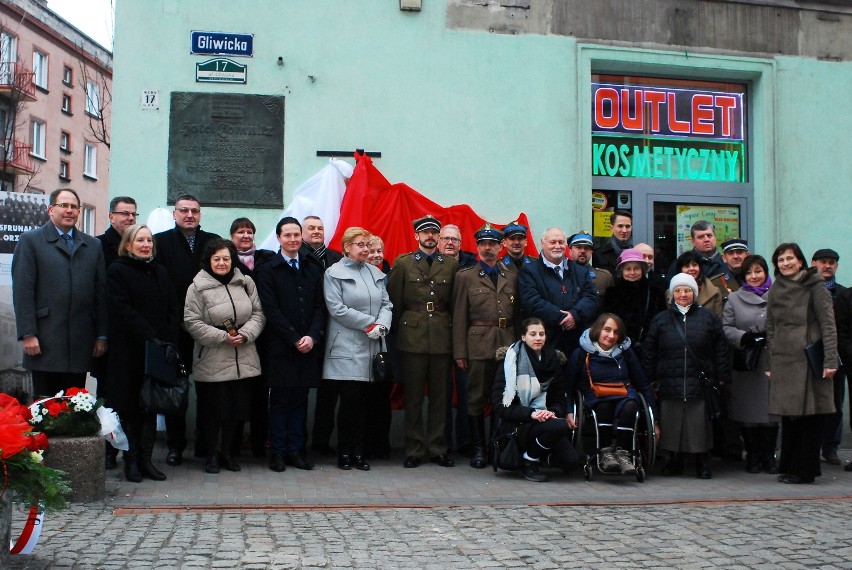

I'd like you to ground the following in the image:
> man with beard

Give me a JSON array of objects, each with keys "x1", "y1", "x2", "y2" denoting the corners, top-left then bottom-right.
[
  {"x1": 452, "y1": 223, "x2": 519, "y2": 468},
  {"x1": 388, "y1": 215, "x2": 458, "y2": 468},
  {"x1": 569, "y1": 231, "x2": 614, "y2": 304},
  {"x1": 594, "y1": 210, "x2": 633, "y2": 274}
]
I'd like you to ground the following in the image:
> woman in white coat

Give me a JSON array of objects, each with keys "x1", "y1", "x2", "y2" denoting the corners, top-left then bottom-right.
[
  {"x1": 184, "y1": 239, "x2": 266, "y2": 474},
  {"x1": 323, "y1": 227, "x2": 392, "y2": 471}
]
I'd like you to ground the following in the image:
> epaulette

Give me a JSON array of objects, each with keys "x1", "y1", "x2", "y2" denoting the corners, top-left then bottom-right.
[{"x1": 458, "y1": 265, "x2": 476, "y2": 273}]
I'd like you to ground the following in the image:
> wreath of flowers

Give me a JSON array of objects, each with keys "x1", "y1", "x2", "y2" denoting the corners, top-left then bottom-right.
[{"x1": 28, "y1": 387, "x2": 103, "y2": 437}]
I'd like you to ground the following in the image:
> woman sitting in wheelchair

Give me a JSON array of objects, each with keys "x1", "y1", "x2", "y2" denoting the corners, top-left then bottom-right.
[
  {"x1": 493, "y1": 318, "x2": 580, "y2": 482},
  {"x1": 566, "y1": 313, "x2": 658, "y2": 475}
]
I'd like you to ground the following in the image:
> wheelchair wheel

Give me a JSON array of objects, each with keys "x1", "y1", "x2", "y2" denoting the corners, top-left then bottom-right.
[
  {"x1": 636, "y1": 393, "x2": 656, "y2": 472},
  {"x1": 572, "y1": 391, "x2": 585, "y2": 457},
  {"x1": 583, "y1": 462, "x2": 593, "y2": 481}
]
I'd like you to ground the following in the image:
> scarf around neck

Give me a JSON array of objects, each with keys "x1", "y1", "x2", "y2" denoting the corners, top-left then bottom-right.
[
  {"x1": 502, "y1": 341, "x2": 550, "y2": 409},
  {"x1": 740, "y1": 274, "x2": 772, "y2": 297}
]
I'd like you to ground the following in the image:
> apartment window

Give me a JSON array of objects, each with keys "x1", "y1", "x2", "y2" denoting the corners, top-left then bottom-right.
[
  {"x1": 61, "y1": 94, "x2": 72, "y2": 114},
  {"x1": 31, "y1": 120, "x2": 46, "y2": 159},
  {"x1": 85, "y1": 80, "x2": 100, "y2": 117},
  {"x1": 59, "y1": 131, "x2": 70, "y2": 152},
  {"x1": 33, "y1": 50, "x2": 48, "y2": 90},
  {"x1": 84, "y1": 143, "x2": 97, "y2": 178},
  {"x1": 62, "y1": 65, "x2": 72, "y2": 86},
  {"x1": 0, "y1": 33, "x2": 17, "y2": 84},
  {"x1": 81, "y1": 205, "x2": 95, "y2": 234},
  {"x1": 59, "y1": 160, "x2": 69, "y2": 180}
]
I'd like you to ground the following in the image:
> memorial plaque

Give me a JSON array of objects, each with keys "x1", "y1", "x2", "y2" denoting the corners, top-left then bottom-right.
[{"x1": 167, "y1": 92, "x2": 284, "y2": 208}]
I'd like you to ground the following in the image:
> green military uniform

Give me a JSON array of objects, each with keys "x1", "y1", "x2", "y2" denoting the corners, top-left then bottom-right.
[
  {"x1": 388, "y1": 247, "x2": 458, "y2": 460},
  {"x1": 588, "y1": 265, "x2": 615, "y2": 303}
]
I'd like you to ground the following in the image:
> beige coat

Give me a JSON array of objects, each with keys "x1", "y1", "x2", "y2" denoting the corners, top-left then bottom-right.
[
  {"x1": 766, "y1": 268, "x2": 838, "y2": 416},
  {"x1": 184, "y1": 269, "x2": 266, "y2": 383}
]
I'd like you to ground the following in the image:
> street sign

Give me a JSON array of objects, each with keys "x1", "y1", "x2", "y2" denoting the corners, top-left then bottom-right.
[
  {"x1": 195, "y1": 58, "x2": 247, "y2": 84},
  {"x1": 140, "y1": 90, "x2": 160, "y2": 110},
  {"x1": 191, "y1": 31, "x2": 254, "y2": 57}
]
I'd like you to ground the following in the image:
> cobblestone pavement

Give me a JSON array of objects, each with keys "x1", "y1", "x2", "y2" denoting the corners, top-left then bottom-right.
[{"x1": 8, "y1": 448, "x2": 852, "y2": 569}]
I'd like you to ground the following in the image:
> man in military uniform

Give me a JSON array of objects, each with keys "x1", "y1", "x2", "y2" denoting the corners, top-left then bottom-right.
[
  {"x1": 388, "y1": 215, "x2": 459, "y2": 468},
  {"x1": 569, "y1": 231, "x2": 614, "y2": 303},
  {"x1": 452, "y1": 223, "x2": 520, "y2": 468},
  {"x1": 499, "y1": 221, "x2": 535, "y2": 273},
  {"x1": 710, "y1": 238, "x2": 749, "y2": 302}
]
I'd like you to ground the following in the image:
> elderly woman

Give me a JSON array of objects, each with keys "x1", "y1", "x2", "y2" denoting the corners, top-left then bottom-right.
[
  {"x1": 604, "y1": 248, "x2": 667, "y2": 356},
  {"x1": 643, "y1": 273, "x2": 730, "y2": 479},
  {"x1": 722, "y1": 254, "x2": 778, "y2": 474},
  {"x1": 766, "y1": 243, "x2": 838, "y2": 484},
  {"x1": 184, "y1": 239, "x2": 266, "y2": 474},
  {"x1": 493, "y1": 318, "x2": 579, "y2": 482},
  {"x1": 566, "y1": 313, "x2": 658, "y2": 474},
  {"x1": 670, "y1": 250, "x2": 723, "y2": 319},
  {"x1": 229, "y1": 217, "x2": 276, "y2": 458},
  {"x1": 323, "y1": 227, "x2": 393, "y2": 471},
  {"x1": 105, "y1": 224, "x2": 180, "y2": 483}
]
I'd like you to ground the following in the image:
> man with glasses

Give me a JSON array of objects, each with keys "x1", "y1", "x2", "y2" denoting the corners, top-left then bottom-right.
[
  {"x1": 439, "y1": 224, "x2": 477, "y2": 269},
  {"x1": 97, "y1": 196, "x2": 139, "y2": 267},
  {"x1": 12, "y1": 188, "x2": 108, "y2": 399},
  {"x1": 154, "y1": 194, "x2": 221, "y2": 467}
]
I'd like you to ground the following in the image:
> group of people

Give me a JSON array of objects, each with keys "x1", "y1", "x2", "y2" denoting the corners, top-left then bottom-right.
[{"x1": 11, "y1": 192, "x2": 849, "y2": 487}]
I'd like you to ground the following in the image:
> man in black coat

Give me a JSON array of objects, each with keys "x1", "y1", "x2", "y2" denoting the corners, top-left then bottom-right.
[
  {"x1": 666, "y1": 220, "x2": 724, "y2": 282},
  {"x1": 519, "y1": 227, "x2": 600, "y2": 357},
  {"x1": 594, "y1": 210, "x2": 633, "y2": 274},
  {"x1": 257, "y1": 217, "x2": 327, "y2": 473},
  {"x1": 153, "y1": 194, "x2": 221, "y2": 466},
  {"x1": 97, "y1": 196, "x2": 139, "y2": 268}
]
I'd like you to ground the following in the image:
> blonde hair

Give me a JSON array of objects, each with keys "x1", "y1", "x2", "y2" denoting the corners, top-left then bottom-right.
[
  {"x1": 341, "y1": 226, "x2": 371, "y2": 256},
  {"x1": 367, "y1": 235, "x2": 384, "y2": 249},
  {"x1": 118, "y1": 224, "x2": 155, "y2": 257}
]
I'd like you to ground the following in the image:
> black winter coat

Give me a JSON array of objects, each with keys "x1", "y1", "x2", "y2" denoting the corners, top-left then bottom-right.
[
  {"x1": 641, "y1": 303, "x2": 731, "y2": 401},
  {"x1": 104, "y1": 257, "x2": 180, "y2": 418},
  {"x1": 492, "y1": 344, "x2": 568, "y2": 427},
  {"x1": 97, "y1": 225, "x2": 122, "y2": 269},
  {"x1": 256, "y1": 253, "x2": 327, "y2": 388},
  {"x1": 604, "y1": 277, "x2": 667, "y2": 349}
]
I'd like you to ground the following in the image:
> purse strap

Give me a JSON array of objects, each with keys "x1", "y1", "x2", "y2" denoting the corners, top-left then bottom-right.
[
  {"x1": 378, "y1": 335, "x2": 387, "y2": 352},
  {"x1": 668, "y1": 311, "x2": 709, "y2": 385}
]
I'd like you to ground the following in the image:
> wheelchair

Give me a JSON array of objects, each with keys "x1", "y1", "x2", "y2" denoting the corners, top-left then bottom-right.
[{"x1": 571, "y1": 390, "x2": 656, "y2": 482}]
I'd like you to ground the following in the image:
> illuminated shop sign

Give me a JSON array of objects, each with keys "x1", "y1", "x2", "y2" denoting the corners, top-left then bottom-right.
[{"x1": 591, "y1": 77, "x2": 747, "y2": 182}]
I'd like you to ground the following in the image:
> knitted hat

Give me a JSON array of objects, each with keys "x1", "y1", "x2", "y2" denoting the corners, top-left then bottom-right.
[{"x1": 669, "y1": 273, "x2": 699, "y2": 298}]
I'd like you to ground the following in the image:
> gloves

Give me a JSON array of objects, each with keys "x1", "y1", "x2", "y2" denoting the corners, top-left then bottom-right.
[{"x1": 365, "y1": 324, "x2": 383, "y2": 340}]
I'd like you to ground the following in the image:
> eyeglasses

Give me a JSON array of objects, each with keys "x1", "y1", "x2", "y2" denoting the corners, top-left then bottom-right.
[
  {"x1": 111, "y1": 210, "x2": 139, "y2": 218},
  {"x1": 439, "y1": 237, "x2": 461, "y2": 243},
  {"x1": 351, "y1": 242, "x2": 368, "y2": 248},
  {"x1": 673, "y1": 287, "x2": 694, "y2": 295},
  {"x1": 52, "y1": 202, "x2": 80, "y2": 210},
  {"x1": 175, "y1": 207, "x2": 201, "y2": 215}
]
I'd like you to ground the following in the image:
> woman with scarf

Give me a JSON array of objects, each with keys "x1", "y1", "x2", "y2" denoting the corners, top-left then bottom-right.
[
  {"x1": 765, "y1": 243, "x2": 838, "y2": 484},
  {"x1": 642, "y1": 273, "x2": 730, "y2": 479},
  {"x1": 722, "y1": 254, "x2": 779, "y2": 474},
  {"x1": 105, "y1": 224, "x2": 180, "y2": 483},
  {"x1": 184, "y1": 239, "x2": 266, "y2": 474},
  {"x1": 492, "y1": 318, "x2": 579, "y2": 482},
  {"x1": 229, "y1": 217, "x2": 275, "y2": 458},
  {"x1": 566, "y1": 313, "x2": 658, "y2": 475}
]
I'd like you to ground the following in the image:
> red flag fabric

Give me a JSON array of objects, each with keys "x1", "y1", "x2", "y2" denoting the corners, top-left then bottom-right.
[{"x1": 329, "y1": 154, "x2": 539, "y2": 264}]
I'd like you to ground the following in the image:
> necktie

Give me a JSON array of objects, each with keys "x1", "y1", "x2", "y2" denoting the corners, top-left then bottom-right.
[
  {"x1": 186, "y1": 234, "x2": 196, "y2": 253},
  {"x1": 553, "y1": 265, "x2": 562, "y2": 279},
  {"x1": 289, "y1": 258, "x2": 298, "y2": 270},
  {"x1": 61, "y1": 233, "x2": 73, "y2": 251}
]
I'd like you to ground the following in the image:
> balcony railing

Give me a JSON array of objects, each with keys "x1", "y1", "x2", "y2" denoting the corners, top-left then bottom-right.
[
  {"x1": 0, "y1": 140, "x2": 35, "y2": 176},
  {"x1": 0, "y1": 62, "x2": 36, "y2": 101}
]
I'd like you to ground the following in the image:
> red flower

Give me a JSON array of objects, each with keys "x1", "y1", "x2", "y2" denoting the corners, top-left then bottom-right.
[
  {"x1": 65, "y1": 387, "x2": 87, "y2": 397},
  {"x1": 26, "y1": 432, "x2": 48, "y2": 451},
  {"x1": 46, "y1": 402, "x2": 63, "y2": 417}
]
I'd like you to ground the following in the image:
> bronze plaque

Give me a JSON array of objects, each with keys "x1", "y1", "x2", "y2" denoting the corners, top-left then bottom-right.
[{"x1": 167, "y1": 92, "x2": 284, "y2": 207}]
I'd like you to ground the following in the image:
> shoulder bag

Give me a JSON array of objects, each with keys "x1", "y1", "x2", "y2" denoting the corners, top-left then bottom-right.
[
  {"x1": 585, "y1": 353, "x2": 628, "y2": 397},
  {"x1": 140, "y1": 340, "x2": 190, "y2": 415}
]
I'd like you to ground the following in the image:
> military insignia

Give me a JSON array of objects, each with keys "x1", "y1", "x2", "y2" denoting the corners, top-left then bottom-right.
[
  {"x1": 414, "y1": 252, "x2": 422, "y2": 261},
  {"x1": 479, "y1": 270, "x2": 486, "y2": 277},
  {"x1": 436, "y1": 255, "x2": 444, "y2": 262},
  {"x1": 589, "y1": 270, "x2": 597, "y2": 278}
]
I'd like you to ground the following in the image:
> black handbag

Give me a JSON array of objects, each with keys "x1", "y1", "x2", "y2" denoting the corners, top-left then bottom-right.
[
  {"x1": 140, "y1": 340, "x2": 189, "y2": 415},
  {"x1": 491, "y1": 426, "x2": 521, "y2": 472},
  {"x1": 732, "y1": 334, "x2": 765, "y2": 372},
  {"x1": 372, "y1": 336, "x2": 392, "y2": 383}
]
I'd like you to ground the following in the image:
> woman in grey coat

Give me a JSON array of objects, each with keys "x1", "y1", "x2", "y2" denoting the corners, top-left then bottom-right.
[
  {"x1": 722, "y1": 254, "x2": 778, "y2": 474},
  {"x1": 766, "y1": 243, "x2": 838, "y2": 484},
  {"x1": 323, "y1": 227, "x2": 392, "y2": 471}
]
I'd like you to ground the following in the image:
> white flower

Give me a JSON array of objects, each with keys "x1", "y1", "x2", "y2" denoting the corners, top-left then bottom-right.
[{"x1": 29, "y1": 450, "x2": 44, "y2": 463}]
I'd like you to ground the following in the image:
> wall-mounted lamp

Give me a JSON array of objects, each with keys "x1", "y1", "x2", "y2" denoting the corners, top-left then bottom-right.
[{"x1": 400, "y1": 0, "x2": 421, "y2": 12}]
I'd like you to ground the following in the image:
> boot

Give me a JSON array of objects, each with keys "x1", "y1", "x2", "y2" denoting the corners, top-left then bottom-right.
[
  {"x1": 121, "y1": 420, "x2": 143, "y2": 483},
  {"x1": 614, "y1": 447, "x2": 636, "y2": 475},
  {"x1": 761, "y1": 425, "x2": 779, "y2": 474},
  {"x1": 599, "y1": 446, "x2": 619, "y2": 472},
  {"x1": 742, "y1": 427, "x2": 762, "y2": 474},
  {"x1": 520, "y1": 458, "x2": 548, "y2": 482},
  {"x1": 695, "y1": 452, "x2": 712, "y2": 479},
  {"x1": 138, "y1": 417, "x2": 167, "y2": 481},
  {"x1": 469, "y1": 415, "x2": 487, "y2": 469}
]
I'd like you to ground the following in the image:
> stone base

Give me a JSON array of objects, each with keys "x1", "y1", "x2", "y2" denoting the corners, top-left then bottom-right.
[
  {"x1": 0, "y1": 493, "x2": 9, "y2": 566},
  {"x1": 43, "y1": 436, "x2": 105, "y2": 503}
]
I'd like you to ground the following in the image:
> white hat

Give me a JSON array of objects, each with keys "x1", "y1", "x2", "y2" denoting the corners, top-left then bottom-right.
[{"x1": 669, "y1": 273, "x2": 699, "y2": 298}]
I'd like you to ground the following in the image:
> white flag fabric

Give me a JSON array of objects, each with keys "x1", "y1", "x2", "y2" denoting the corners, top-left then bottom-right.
[{"x1": 146, "y1": 207, "x2": 176, "y2": 235}]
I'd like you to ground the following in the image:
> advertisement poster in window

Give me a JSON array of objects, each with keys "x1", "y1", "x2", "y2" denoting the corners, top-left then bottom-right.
[{"x1": 675, "y1": 205, "x2": 740, "y2": 256}]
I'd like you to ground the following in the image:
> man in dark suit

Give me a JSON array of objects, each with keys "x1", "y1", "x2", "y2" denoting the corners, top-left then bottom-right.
[
  {"x1": 518, "y1": 227, "x2": 599, "y2": 357},
  {"x1": 257, "y1": 217, "x2": 327, "y2": 473},
  {"x1": 97, "y1": 196, "x2": 139, "y2": 268},
  {"x1": 388, "y1": 215, "x2": 459, "y2": 468},
  {"x1": 153, "y1": 194, "x2": 220, "y2": 466},
  {"x1": 12, "y1": 188, "x2": 108, "y2": 399}
]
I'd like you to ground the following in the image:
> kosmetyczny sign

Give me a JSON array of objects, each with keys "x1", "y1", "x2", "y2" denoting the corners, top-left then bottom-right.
[{"x1": 191, "y1": 31, "x2": 253, "y2": 57}]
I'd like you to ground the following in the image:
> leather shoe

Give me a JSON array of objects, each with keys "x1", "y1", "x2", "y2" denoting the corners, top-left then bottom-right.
[
  {"x1": 165, "y1": 449, "x2": 183, "y2": 467},
  {"x1": 269, "y1": 453, "x2": 286, "y2": 473},
  {"x1": 430, "y1": 454, "x2": 455, "y2": 467},
  {"x1": 823, "y1": 451, "x2": 841, "y2": 465},
  {"x1": 204, "y1": 456, "x2": 220, "y2": 474},
  {"x1": 353, "y1": 456, "x2": 370, "y2": 471},
  {"x1": 285, "y1": 452, "x2": 315, "y2": 471},
  {"x1": 338, "y1": 454, "x2": 352, "y2": 470},
  {"x1": 403, "y1": 456, "x2": 421, "y2": 468}
]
